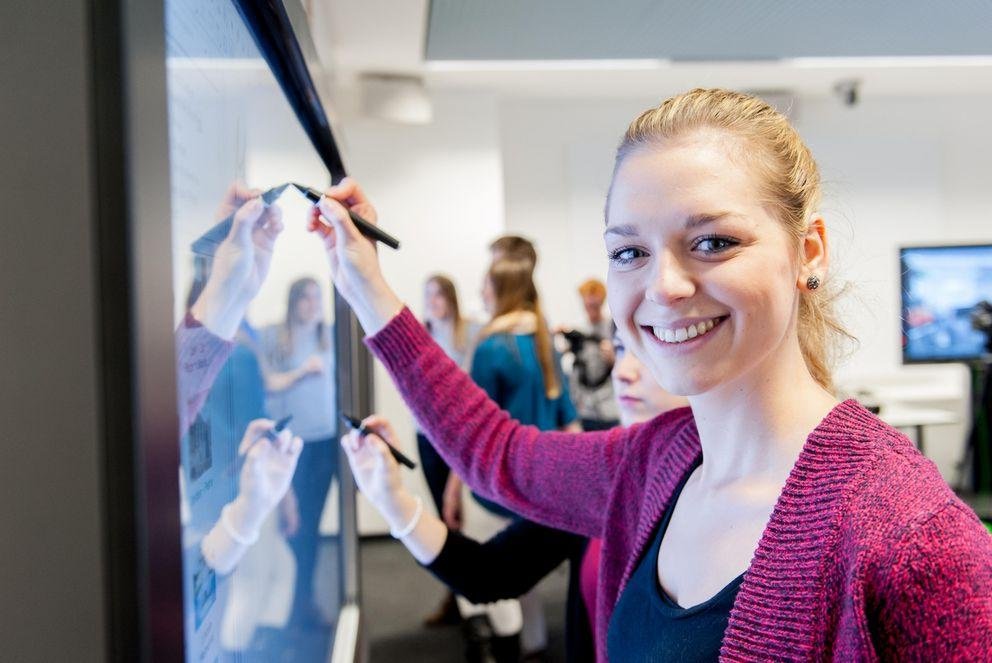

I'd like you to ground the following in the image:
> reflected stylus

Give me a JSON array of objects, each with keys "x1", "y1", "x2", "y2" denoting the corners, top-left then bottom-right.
[
  {"x1": 242, "y1": 415, "x2": 294, "y2": 455},
  {"x1": 340, "y1": 413, "x2": 417, "y2": 469},
  {"x1": 292, "y1": 183, "x2": 401, "y2": 250}
]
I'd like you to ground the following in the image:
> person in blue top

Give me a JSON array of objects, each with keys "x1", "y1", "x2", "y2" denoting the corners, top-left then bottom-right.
[{"x1": 442, "y1": 256, "x2": 580, "y2": 661}]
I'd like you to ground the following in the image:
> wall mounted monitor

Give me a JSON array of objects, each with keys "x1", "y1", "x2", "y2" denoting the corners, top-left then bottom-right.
[{"x1": 900, "y1": 244, "x2": 992, "y2": 363}]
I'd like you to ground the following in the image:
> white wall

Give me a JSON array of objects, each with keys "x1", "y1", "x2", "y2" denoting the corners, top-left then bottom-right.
[
  {"x1": 337, "y1": 90, "x2": 505, "y2": 531},
  {"x1": 497, "y1": 92, "x2": 992, "y2": 481}
]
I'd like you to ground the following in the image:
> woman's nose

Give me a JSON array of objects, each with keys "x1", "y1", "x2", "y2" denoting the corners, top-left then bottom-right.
[
  {"x1": 614, "y1": 354, "x2": 639, "y2": 384},
  {"x1": 645, "y1": 252, "x2": 694, "y2": 306}
]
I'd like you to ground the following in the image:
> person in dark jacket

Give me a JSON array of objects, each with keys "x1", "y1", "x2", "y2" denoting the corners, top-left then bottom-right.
[{"x1": 340, "y1": 334, "x2": 686, "y2": 662}]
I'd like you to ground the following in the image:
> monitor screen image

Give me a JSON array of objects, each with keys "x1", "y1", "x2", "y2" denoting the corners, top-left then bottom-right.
[
  {"x1": 900, "y1": 244, "x2": 992, "y2": 363},
  {"x1": 166, "y1": 0, "x2": 344, "y2": 660}
]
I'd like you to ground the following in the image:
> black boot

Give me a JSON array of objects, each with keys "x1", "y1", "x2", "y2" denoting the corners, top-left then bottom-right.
[
  {"x1": 491, "y1": 632, "x2": 522, "y2": 663},
  {"x1": 463, "y1": 615, "x2": 498, "y2": 663}
]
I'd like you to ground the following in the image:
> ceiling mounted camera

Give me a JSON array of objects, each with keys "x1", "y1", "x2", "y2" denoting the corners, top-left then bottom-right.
[{"x1": 833, "y1": 79, "x2": 862, "y2": 107}]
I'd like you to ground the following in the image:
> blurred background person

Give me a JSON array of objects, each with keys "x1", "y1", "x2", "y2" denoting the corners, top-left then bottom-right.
[
  {"x1": 559, "y1": 279, "x2": 619, "y2": 432},
  {"x1": 442, "y1": 256, "x2": 579, "y2": 660},
  {"x1": 489, "y1": 234, "x2": 538, "y2": 268},
  {"x1": 419, "y1": 274, "x2": 482, "y2": 627},
  {"x1": 258, "y1": 277, "x2": 337, "y2": 628}
]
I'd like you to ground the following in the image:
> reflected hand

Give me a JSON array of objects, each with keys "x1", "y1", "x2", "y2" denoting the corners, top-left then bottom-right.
[
  {"x1": 234, "y1": 419, "x2": 303, "y2": 535},
  {"x1": 340, "y1": 415, "x2": 410, "y2": 530},
  {"x1": 191, "y1": 194, "x2": 285, "y2": 339},
  {"x1": 301, "y1": 354, "x2": 324, "y2": 376},
  {"x1": 213, "y1": 182, "x2": 260, "y2": 222},
  {"x1": 307, "y1": 177, "x2": 402, "y2": 334}
]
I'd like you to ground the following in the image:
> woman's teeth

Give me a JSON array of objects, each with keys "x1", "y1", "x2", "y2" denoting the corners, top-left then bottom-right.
[{"x1": 653, "y1": 318, "x2": 719, "y2": 344}]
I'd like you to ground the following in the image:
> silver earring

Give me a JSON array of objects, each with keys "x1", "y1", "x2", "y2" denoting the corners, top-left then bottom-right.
[{"x1": 806, "y1": 275, "x2": 821, "y2": 290}]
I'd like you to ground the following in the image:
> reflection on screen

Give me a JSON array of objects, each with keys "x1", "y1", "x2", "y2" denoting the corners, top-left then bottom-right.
[
  {"x1": 901, "y1": 245, "x2": 992, "y2": 362},
  {"x1": 166, "y1": 1, "x2": 341, "y2": 660}
]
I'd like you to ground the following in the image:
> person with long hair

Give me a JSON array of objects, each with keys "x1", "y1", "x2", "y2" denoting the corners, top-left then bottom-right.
[
  {"x1": 312, "y1": 88, "x2": 992, "y2": 660},
  {"x1": 434, "y1": 256, "x2": 579, "y2": 659},
  {"x1": 419, "y1": 274, "x2": 481, "y2": 627},
  {"x1": 258, "y1": 276, "x2": 336, "y2": 628},
  {"x1": 420, "y1": 274, "x2": 479, "y2": 512},
  {"x1": 340, "y1": 334, "x2": 687, "y2": 662}
]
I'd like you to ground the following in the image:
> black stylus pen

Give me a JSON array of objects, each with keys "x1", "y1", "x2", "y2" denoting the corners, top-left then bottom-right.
[
  {"x1": 292, "y1": 183, "x2": 401, "y2": 250},
  {"x1": 264, "y1": 415, "x2": 294, "y2": 442},
  {"x1": 340, "y1": 413, "x2": 417, "y2": 469}
]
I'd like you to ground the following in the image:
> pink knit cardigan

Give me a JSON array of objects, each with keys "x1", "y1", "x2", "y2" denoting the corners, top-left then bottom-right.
[{"x1": 368, "y1": 308, "x2": 992, "y2": 662}]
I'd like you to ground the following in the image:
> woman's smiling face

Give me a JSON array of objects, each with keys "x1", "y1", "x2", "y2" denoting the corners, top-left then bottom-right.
[{"x1": 605, "y1": 130, "x2": 803, "y2": 397}]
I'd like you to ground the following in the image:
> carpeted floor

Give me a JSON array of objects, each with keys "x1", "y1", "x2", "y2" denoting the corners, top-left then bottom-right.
[{"x1": 360, "y1": 536, "x2": 570, "y2": 662}]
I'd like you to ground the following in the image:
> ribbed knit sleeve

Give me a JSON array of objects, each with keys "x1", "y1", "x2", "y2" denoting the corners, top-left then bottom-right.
[
  {"x1": 366, "y1": 307, "x2": 630, "y2": 537},
  {"x1": 175, "y1": 316, "x2": 235, "y2": 435},
  {"x1": 872, "y1": 499, "x2": 992, "y2": 659}
]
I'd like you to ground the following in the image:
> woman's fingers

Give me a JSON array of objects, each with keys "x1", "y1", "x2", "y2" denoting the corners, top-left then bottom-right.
[
  {"x1": 327, "y1": 177, "x2": 375, "y2": 220},
  {"x1": 228, "y1": 197, "x2": 265, "y2": 243},
  {"x1": 240, "y1": 418, "x2": 275, "y2": 454},
  {"x1": 361, "y1": 414, "x2": 395, "y2": 443},
  {"x1": 317, "y1": 195, "x2": 363, "y2": 244}
]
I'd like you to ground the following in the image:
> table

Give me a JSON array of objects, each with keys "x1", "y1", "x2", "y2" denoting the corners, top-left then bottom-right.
[{"x1": 878, "y1": 407, "x2": 959, "y2": 456}]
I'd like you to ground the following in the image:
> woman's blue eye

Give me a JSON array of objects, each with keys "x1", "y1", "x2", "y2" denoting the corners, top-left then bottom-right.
[
  {"x1": 692, "y1": 235, "x2": 738, "y2": 254},
  {"x1": 609, "y1": 247, "x2": 645, "y2": 265}
]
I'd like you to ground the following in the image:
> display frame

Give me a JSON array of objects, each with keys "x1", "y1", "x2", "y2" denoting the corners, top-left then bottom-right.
[
  {"x1": 91, "y1": 1, "x2": 367, "y2": 659},
  {"x1": 899, "y1": 242, "x2": 992, "y2": 365}
]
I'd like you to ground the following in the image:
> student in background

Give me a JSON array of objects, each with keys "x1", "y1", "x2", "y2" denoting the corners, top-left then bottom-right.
[
  {"x1": 340, "y1": 335, "x2": 687, "y2": 662},
  {"x1": 259, "y1": 277, "x2": 337, "y2": 627},
  {"x1": 419, "y1": 274, "x2": 481, "y2": 627},
  {"x1": 489, "y1": 234, "x2": 537, "y2": 268},
  {"x1": 451, "y1": 257, "x2": 579, "y2": 659},
  {"x1": 560, "y1": 279, "x2": 620, "y2": 432}
]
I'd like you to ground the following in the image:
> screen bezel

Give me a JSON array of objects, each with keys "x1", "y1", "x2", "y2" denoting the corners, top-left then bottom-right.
[{"x1": 899, "y1": 242, "x2": 992, "y2": 364}]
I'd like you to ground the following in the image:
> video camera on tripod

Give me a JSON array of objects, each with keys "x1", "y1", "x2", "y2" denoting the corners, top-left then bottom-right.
[{"x1": 559, "y1": 329, "x2": 613, "y2": 390}]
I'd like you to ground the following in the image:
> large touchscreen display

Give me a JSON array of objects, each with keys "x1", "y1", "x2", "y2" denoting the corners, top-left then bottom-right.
[{"x1": 166, "y1": 1, "x2": 342, "y2": 659}]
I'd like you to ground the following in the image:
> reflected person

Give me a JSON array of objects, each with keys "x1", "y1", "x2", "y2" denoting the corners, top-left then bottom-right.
[
  {"x1": 259, "y1": 277, "x2": 337, "y2": 627},
  {"x1": 178, "y1": 184, "x2": 284, "y2": 435}
]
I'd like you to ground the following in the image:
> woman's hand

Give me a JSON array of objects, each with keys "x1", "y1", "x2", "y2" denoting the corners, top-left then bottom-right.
[
  {"x1": 342, "y1": 415, "x2": 449, "y2": 563},
  {"x1": 307, "y1": 178, "x2": 403, "y2": 334},
  {"x1": 192, "y1": 187, "x2": 285, "y2": 339},
  {"x1": 340, "y1": 415, "x2": 412, "y2": 529}
]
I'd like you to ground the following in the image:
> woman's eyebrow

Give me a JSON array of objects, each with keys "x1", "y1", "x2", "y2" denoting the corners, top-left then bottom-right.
[
  {"x1": 604, "y1": 224, "x2": 640, "y2": 238},
  {"x1": 685, "y1": 212, "x2": 736, "y2": 229}
]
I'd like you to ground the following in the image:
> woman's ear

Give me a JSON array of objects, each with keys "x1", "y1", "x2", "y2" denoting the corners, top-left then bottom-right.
[{"x1": 799, "y1": 216, "x2": 828, "y2": 289}]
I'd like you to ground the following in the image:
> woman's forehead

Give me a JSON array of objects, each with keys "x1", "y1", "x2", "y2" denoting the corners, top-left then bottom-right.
[{"x1": 606, "y1": 135, "x2": 761, "y2": 226}]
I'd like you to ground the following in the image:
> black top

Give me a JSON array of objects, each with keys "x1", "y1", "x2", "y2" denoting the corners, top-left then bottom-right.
[
  {"x1": 427, "y1": 519, "x2": 594, "y2": 663},
  {"x1": 607, "y1": 465, "x2": 745, "y2": 662}
]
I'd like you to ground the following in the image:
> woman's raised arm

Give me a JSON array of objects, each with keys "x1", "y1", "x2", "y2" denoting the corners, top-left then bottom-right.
[{"x1": 312, "y1": 179, "x2": 628, "y2": 536}]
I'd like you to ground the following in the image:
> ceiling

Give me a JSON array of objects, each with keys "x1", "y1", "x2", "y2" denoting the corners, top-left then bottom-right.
[
  {"x1": 306, "y1": 0, "x2": 992, "y2": 99},
  {"x1": 425, "y1": 0, "x2": 992, "y2": 61}
]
